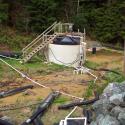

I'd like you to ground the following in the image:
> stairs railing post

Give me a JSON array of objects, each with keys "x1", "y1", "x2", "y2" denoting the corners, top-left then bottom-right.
[{"x1": 60, "y1": 23, "x2": 62, "y2": 33}]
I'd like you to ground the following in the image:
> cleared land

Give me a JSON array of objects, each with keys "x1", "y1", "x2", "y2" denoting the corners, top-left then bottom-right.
[{"x1": 0, "y1": 49, "x2": 124, "y2": 125}]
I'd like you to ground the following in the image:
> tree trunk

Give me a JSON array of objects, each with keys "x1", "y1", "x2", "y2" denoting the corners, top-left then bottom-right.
[{"x1": 124, "y1": 40, "x2": 125, "y2": 75}]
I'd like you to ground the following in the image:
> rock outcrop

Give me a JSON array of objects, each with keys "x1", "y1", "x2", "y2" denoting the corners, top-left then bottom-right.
[{"x1": 90, "y1": 82, "x2": 125, "y2": 125}]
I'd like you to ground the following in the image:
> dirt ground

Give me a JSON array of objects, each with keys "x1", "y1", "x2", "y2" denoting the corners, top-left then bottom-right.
[
  {"x1": 87, "y1": 49, "x2": 123, "y2": 70},
  {"x1": 0, "y1": 49, "x2": 124, "y2": 125}
]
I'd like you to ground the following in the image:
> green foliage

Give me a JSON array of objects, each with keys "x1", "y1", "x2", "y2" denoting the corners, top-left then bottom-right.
[
  {"x1": 73, "y1": 1, "x2": 125, "y2": 43},
  {"x1": 91, "y1": 5, "x2": 123, "y2": 42},
  {"x1": 95, "y1": 82, "x2": 108, "y2": 95},
  {"x1": 26, "y1": 0, "x2": 57, "y2": 32},
  {"x1": 84, "y1": 60, "x2": 100, "y2": 69},
  {"x1": 84, "y1": 80, "x2": 107, "y2": 98},
  {"x1": 84, "y1": 71, "x2": 125, "y2": 98},
  {"x1": 0, "y1": 0, "x2": 125, "y2": 47},
  {"x1": 104, "y1": 72, "x2": 125, "y2": 83},
  {"x1": 0, "y1": 58, "x2": 69, "y2": 79},
  {"x1": 0, "y1": 0, "x2": 58, "y2": 33},
  {"x1": 54, "y1": 97, "x2": 68, "y2": 104},
  {"x1": 93, "y1": 72, "x2": 125, "y2": 96},
  {"x1": 0, "y1": 27, "x2": 33, "y2": 50},
  {"x1": 0, "y1": 3, "x2": 8, "y2": 23},
  {"x1": 84, "y1": 81, "x2": 95, "y2": 98}
]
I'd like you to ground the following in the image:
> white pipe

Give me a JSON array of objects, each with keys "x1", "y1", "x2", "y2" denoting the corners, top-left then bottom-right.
[
  {"x1": 59, "y1": 91, "x2": 83, "y2": 100},
  {"x1": 65, "y1": 106, "x2": 78, "y2": 118},
  {"x1": 64, "y1": 106, "x2": 78, "y2": 125},
  {"x1": 87, "y1": 70, "x2": 98, "y2": 83},
  {"x1": 0, "y1": 58, "x2": 49, "y2": 88}
]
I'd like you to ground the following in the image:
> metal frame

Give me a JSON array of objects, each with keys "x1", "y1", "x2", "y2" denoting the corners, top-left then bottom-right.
[
  {"x1": 59, "y1": 102, "x2": 87, "y2": 125},
  {"x1": 59, "y1": 117, "x2": 87, "y2": 125},
  {"x1": 65, "y1": 117, "x2": 87, "y2": 125}
]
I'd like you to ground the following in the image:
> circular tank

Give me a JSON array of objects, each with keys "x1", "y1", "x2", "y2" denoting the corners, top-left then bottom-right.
[{"x1": 48, "y1": 36, "x2": 83, "y2": 67}]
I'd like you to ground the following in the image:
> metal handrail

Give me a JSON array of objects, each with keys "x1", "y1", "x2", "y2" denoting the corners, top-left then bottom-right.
[
  {"x1": 22, "y1": 21, "x2": 57, "y2": 52},
  {"x1": 23, "y1": 23, "x2": 58, "y2": 55},
  {"x1": 22, "y1": 22, "x2": 74, "y2": 57}
]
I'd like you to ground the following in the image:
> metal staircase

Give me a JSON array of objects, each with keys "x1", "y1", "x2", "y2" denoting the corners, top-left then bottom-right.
[{"x1": 22, "y1": 22, "x2": 74, "y2": 63}]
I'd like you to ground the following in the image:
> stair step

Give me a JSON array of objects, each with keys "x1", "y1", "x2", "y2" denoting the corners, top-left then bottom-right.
[{"x1": 23, "y1": 35, "x2": 56, "y2": 62}]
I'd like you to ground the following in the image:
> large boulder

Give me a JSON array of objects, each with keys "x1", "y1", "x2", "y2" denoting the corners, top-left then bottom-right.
[
  {"x1": 90, "y1": 82, "x2": 125, "y2": 125},
  {"x1": 101, "y1": 83, "x2": 122, "y2": 99},
  {"x1": 118, "y1": 111, "x2": 125, "y2": 125},
  {"x1": 92, "y1": 99, "x2": 113, "y2": 116},
  {"x1": 97, "y1": 115, "x2": 120, "y2": 125},
  {"x1": 96, "y1": 114, "x2": 105, "y2": 125},
  {"x1": 110, "y1": 106, "x2": 123, "y2": 118},
  {"x1": 119, "y1": 81, "x2": 125, "y2": 92},
  {"x1": 90, "y1": 121, "x2": 97, "y2": 125},
  {"x1": 109, "y1": 92, "x2": 125, "y2": 105}
]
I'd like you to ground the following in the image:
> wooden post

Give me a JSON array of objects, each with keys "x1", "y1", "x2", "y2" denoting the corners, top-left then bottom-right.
[
  {"x1": 83, "y1": 28, "x2": 86, "y2": 42},
  {"x1": 77, "y1": 0, "x2": 80, "y2": 15},
  {"x1": 124, "y1": 40, "x2": 125, "y2": 74}
]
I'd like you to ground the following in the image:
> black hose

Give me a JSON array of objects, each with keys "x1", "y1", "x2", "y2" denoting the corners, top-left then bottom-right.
[
  {"x1": 0, "y1": 52, "x2": 22, "y2": 58},
  {"x1": 58, "y1": 92, "x2": 99, "y2": 110},
  {"x1": 96, "y1": 68, "x2": 120, "y2": 75},
  {"x1": 0, "y1": 85, "x2": 34, "y2": 98},
  {"x1": 21, "y1": 91, "x2": 60, "y2": 125},
  {"x1": 32, "y1": 118, "x2": 44, "y2": 125},
  {"x1": 83, "y1": 109, "x2": 93, "y2": 124},
  {"x1": 85, "y1": 65, "x2": 120, "y2": 75},
  {"x1": 0, "y1": 119, "x2": 13, "y2": 125}
]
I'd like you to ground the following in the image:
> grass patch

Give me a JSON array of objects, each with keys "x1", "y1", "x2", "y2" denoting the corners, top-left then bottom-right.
[
  {"x1": 84, "y1": 60, "x2": 100, "y2": 69},
  {"x1": 0, "y1": 57, "x2": 70, "y2": 81},
  {"x1": 84, "y1": 81, "x2": 108, "y2": 98},
  {"x1": 54, "y1": 97, "x2": 69, "y2": 104},
  {"x1": 104, "y1": 72, "x2": 125, "y2": 83},
  {"x1": 84, "y1": 81, "x2": 95, "y2": 98},
  {"x1": 83, "y1": 71, "x2": 125, "y2": 98},
  {"x1": 96, "y1": 83, "x2": 108, "y2": 95}
]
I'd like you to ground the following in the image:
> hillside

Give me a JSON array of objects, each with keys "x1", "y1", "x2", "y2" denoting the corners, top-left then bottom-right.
[{"x1": 0, "y1": 0, "x2": 125, "y2": 49}]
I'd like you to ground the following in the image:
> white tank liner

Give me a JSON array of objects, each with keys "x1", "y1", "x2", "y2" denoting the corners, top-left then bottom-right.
[{"x1": 48, "y1": 44, "x2": 81, "y2": 67}]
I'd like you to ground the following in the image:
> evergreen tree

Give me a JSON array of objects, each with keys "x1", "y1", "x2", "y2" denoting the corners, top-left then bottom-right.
[
  {"x1": 26, "y1": 0, "x2": 58, "y2": 32},
  {"x1": 0, "y1": 0, "x2": 8, "y2": 25}
]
